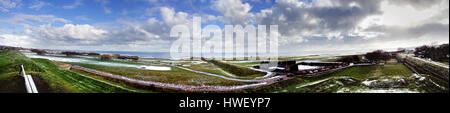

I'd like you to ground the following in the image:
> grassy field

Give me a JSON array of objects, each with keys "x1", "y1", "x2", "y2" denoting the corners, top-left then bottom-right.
[
  {"x1": 305, "y1": 64, "x2": 413, "y2": 84},
  {"x1": 0, "y1": 50, "x2": 143, "y2": 93},
  {"x1": 229, "y1": 62, "x2": 260, "y2": 68},
  {"x1": 331, "y1": 64, "x2": 413, "y2": 80},
  {"x1": 185, "y1": 63, "x2": 232, "y2": 77},
  {"x1": 64, "y1": 62, "x2": 248, "y2": 86},
  {"x1": 0, "y1": 50, "x2": 77, "y2": 93},
  {"x1": 184, "y1": 62, "x2": 266, "y2": 80},
  {"x1": 33, "y1": 58, "x2": 152, "y2": 93},
  {"x1": 384, "y1": 59, "x2": 399, "y2": 63},
  {"x1": 207, "y1": 60, "x2": 266, "y2": 77}
]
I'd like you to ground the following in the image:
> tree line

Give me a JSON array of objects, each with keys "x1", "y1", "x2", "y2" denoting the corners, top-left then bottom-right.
[
  {"x1": 337, "y1": 49, "x2": 400, "y2": 64},
  {"x1": 414, "y1": 43, "x2": 449, "y2": 62},
  {"x1": 337, "y1": 43, "x2": 449, "y2": 64}
]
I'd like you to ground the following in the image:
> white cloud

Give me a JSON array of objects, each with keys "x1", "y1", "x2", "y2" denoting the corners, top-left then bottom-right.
[
  {"x1": 388, "y1": 0, "x2": 444, "y2": 10},
  {"x1": 0, "y1": 0, "x2": 21, "y2": 12},
  {"x1": 212, "y1": 0, "x2": 251, "y2": 25},
  {"x1": 95, "y1": 0, "x2": 112, "y2": 14},
  {"x1": 377, "y1": 0, "x2": 442, "y2": 27},
  {"x1": 104, "y1": 7, "x2": 112, "y2": 14},
  {"x1": 1, "y1": 14, "x2": 71, "y2": 24},
  {"x1": 63, "y1": 0, "x2": 82, "y2": 9},
  {"x1": 36, "y1": 24, "x2": 108, "y2": 44},
  {"x1": 250, "y1": 0, "x2": 448, "y2": 54},
  {"x1": 95, "y1": 0, "x2": 109, "y2": 4},
  {"x1": 29, "y1": 0, "x2": 49, "y2": 10},
  {"x1": 0, "y1": 34, "x2": 34, "y2": 47},
  {"x1": 160, "y1": 7, "x2": 190, "y2": 26},
  {"x1": 75, "y1": 15, "x2": 91, "y2": 21}
]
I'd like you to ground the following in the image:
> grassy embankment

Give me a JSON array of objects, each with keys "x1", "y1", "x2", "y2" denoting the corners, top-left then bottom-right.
[
  {"x1": 0, "y1": 50, "x2": 142, "y2": 93},
  {"x1": 0, "y1": 50, "x2": 73, "y2": 93},
  {"x1": 185, "y1": 63, "x2": 234, "y2": 77},
  {"x1": 278, "y1": 55, "x2": 341, "y2": 62},
  {"x1": 183, "y1": 62, "x2": 268, "y2": 80},
  {"x1": 64, "y1": 62, "x2": 248, "y2": 86},
  {"x1": 228, "y1": 62, "x2": 261, "y2": 68},
  {"x1": 442, "y1": 62, "x2": 449, "y2": 65},
  {"x1": 207, "y1": 60, "x2": 266, "y2": 78},
  {"x1": 398, "y1": 54, "x2": 449, "y2": 80}
]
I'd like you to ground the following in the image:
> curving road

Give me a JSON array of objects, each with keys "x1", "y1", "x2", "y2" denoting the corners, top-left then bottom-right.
[
  {"x1": 70, "y1": 63, "x2": 356, "y2": 92},
  {"x1": 71, "y1": 65, "x2": 280, "y2": 91},
  {"x1": 173, "y1": 65, "x2": 274, "y2": 82}
]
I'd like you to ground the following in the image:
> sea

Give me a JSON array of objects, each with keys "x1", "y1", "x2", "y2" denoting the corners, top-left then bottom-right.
[{"x1": 93, "y1": 51, "x2": 172, "y2": 59}]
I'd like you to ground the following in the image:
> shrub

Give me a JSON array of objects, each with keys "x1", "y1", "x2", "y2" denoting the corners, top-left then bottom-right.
[
  {"x1": 31, "y1": 49, "x2": 47, "y2": 55},
  {"x1": 100, "y1": 55, "x2": 111, "y2": 61}
]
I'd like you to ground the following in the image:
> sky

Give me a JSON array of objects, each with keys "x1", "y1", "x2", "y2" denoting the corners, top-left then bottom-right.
[{"x1": 0, "y1": 0, "x2": 448, "y2": 56}]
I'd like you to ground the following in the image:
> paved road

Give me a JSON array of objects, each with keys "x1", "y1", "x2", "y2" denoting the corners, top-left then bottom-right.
[
  {"x1": 206, "y1": 62, "x2": 276, "y2": 79},
  {"x1": 173, "y1": 65, "x2": 276, "y2": 82},
  {"x1": 207, "y1": 63, "x2": 238, "y2": 77}
]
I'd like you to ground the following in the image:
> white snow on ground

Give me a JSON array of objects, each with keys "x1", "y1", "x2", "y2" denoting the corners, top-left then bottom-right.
[
  {"x1": 160, "y1": 60, "x2": 206, "y2": 64},
  {"x1": 24, "y1": 52, "x2": 171, "y2": 71},
  {"x1": 347, "y1": 89, "x2": 420, "y2": 93},
  {"x1": 224, "y1": 60, "x2": 261, "y2": 63},
  {"x1": 298, "y1": 65, "x2": 320, "y2": 70},
  {"x1": 296, "y1": 59, "x2": 321, "y2": 63},
  {"x1": 412, "y1": 74, "x2": 427, "y2": 81},
  {"x1": 191, "y1": 61, "x2": 206, "y2": 64},
  {"x1": 140, "y1": 66, "x2": 171, "y2": 71},
  {"x1": 413, "y1": 73, "x2": 448, "y2": 91},
  {"x1": 75, "y1": 55, "x2": 96, "y2": 59},
  {"x1": 362, "y1": 80, "x2": 377, "y2": 86}
]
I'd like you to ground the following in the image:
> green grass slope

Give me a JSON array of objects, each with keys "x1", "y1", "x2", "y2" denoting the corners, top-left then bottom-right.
[{"x1": 0, "y1": 50, "x2": 141, "y2": 93}]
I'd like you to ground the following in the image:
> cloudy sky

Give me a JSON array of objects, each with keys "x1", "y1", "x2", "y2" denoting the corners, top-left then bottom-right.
[{"x1": 0, "y1": 0, "x2": 448, "y2": 55}]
